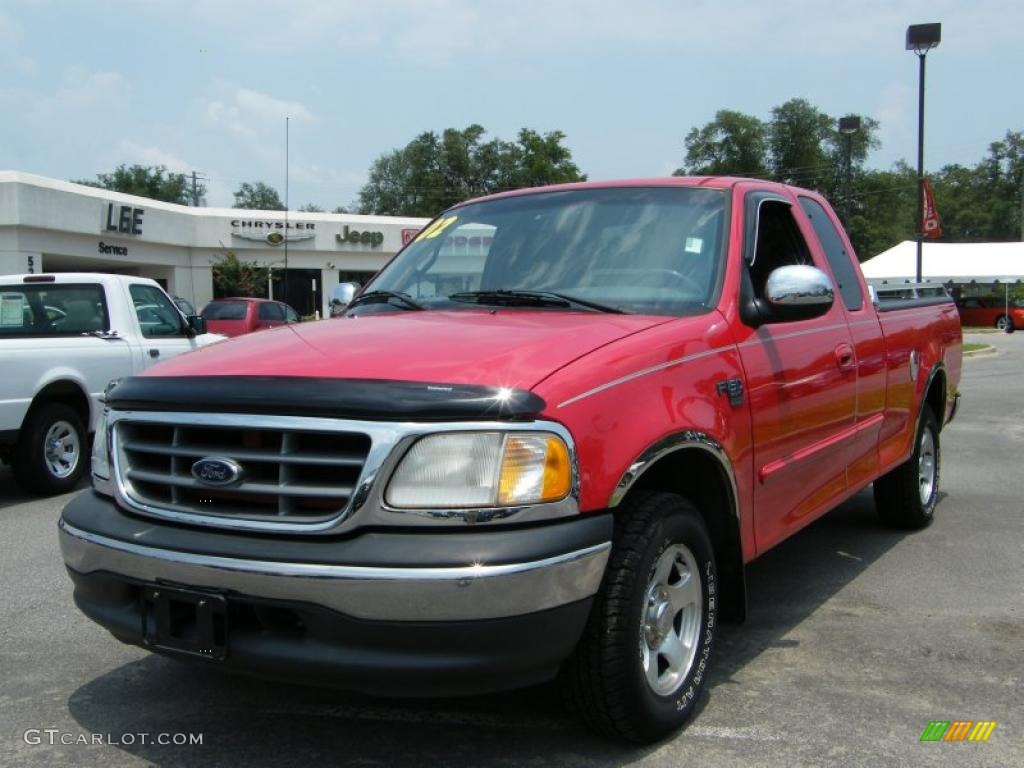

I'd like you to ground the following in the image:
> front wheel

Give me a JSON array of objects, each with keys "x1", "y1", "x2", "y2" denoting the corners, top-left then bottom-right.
[
  {"x1": 995, "y1": 314, "x2": 1015, "y2": 333},
  {"x1": 874, "y1": 406, "x2": 940, "y2": 529},
  {"x1": 561, "y1": 491, "x2": 717, "y2": 743},
  {"x1": 11, "y1": 402, "x2": 87, "y2": 496}
]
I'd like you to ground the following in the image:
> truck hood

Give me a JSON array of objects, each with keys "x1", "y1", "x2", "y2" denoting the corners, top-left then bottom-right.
[{"x1": 148, "y1": 310, "x2": 671, "y2": 390}]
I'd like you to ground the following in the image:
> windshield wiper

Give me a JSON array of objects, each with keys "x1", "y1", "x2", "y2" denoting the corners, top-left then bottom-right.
[
  {"x1": 447, "y1": 290, "x2": 628, "y2": 314},
  {"x1": 347, "y1": 290, "x2": 425, "y2": 312}
]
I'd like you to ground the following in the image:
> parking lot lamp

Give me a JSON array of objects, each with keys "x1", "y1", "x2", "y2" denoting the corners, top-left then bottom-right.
[{"x1": 906, "y1": 23, "x2": 941, "y2": 283}]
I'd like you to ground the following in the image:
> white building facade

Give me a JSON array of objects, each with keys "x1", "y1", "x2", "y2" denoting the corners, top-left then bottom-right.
[{"x1": 0, "y1": 172, "x2": 429, "y2": 317}]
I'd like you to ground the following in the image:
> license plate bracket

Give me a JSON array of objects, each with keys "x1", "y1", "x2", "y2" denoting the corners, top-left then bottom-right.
[{"x1": 141, "y1": 585, "x2": 228, "y2": 661}]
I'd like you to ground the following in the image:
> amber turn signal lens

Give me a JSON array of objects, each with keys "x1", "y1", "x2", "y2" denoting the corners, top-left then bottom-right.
[
  {"x1": 541, "y1": 436, "x2": 571, "y2": 501},
  {"x1": 497, "y1": 434, "x2": 571, "y2": 505}
]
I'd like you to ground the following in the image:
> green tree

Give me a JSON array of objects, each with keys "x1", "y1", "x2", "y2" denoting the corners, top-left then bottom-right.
[
  {"x1": 358, "y1": 124, "x2": 586, "y2": 216},
  {"x1": 212, "y1": 252, "x2": 269, "y2": 297},
  {"x1": 676, "y1": 110, "x2": 769, "y2": 177},
  {"x1": 932, "y1": 130, "x2": 1023, "y2": 242},
  {"x1": 233, "y1": 181, "x2": 285, "y2": 210},
  {"x1": 73, "y1": 164, "x2": 200, "y2": 205},
  {"x1": 844, "y1": 162, "x2": 917, "y2": 261},
  {"x1": 298, "y1": 203, "x2": 324, "y2": 212},
  {"x1": 768, "y1": 99, "x2": 834, "y2": 189}
]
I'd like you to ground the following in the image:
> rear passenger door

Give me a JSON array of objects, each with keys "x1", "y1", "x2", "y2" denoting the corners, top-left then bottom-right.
[
  {"x1": 734, "y1": 192, "x2": 857, "y2": 552},
  {"x1": 798, "y1": 196, "x2": 886, "y2": 491}
]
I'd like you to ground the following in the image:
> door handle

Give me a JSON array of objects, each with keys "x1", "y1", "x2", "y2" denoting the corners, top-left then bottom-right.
[
  {"x1": 834, "y1": 343, "x2": 854, "y2": 370},
  {"x1": 149, "y1": 348, "x2": 160, "y2": 359}
]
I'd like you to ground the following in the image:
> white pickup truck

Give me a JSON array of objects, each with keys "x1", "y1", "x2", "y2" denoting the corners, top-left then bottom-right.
[{"x1": 0, "y1": 273, "x2": 222, "y2": 495}]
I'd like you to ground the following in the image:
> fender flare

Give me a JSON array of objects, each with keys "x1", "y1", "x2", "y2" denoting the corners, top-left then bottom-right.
[{"x1": 608, "y1": 429, "x2": 747, "y2": 622}]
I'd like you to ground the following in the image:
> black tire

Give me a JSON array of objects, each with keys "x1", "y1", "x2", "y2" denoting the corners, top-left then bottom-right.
[
  {"x1": 995, "y1": 314, "x2": 1015, "y2": 333},
  {"x1": 11, "y1": 402, "x2": 87, "y2": 496},
  {"x1": 561, "y1": 491, "x2": 717, "y2": 743},
  {"x1": 874, "y1": 406, "x2": 940, "y2": 529}
]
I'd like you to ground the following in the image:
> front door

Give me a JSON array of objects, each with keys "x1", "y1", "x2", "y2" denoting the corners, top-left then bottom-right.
[
  {"x1": 734, "y1": 194, "x2": 857, "y2": 553},
  {"x1": 126, "y1": 282, "x2": 200, "y2": 369}
]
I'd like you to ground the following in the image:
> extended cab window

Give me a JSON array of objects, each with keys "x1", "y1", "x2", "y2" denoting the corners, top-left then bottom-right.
[
  {"x1": 799, "y1": 197, "x2": 864, "y2": 311},
  {"x1": 366, "y1": 187, "x2": 728, "y2": 316},
  {"x1": 130, "y1": 284, "x2": 184, "y2": 338},
  {"x1": 0, "y1": 284, "x2": 108, "y2": 336}
]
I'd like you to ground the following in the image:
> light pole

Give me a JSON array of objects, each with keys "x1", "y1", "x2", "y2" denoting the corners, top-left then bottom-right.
[
  {"x1": 837, "y1": 115, "x2": 861, "y2": 225},
  {"x1": 906, "y1": 22, "x2": 941, "y2": 283}
]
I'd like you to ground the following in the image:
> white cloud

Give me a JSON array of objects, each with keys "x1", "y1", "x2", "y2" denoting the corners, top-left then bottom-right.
[
  {"x1": 115, "y1": 140, "x2": 192, "y2": 173},
  {"x1": 235, "y1": 88, "x2": 314, "y2": 123},
  {"x1": 203, "y1": 85, "x2": 315, "y2": 144},
  {"x1": 162, "y1": 0, "x2": 1017, "y2": 61},
  {"x1": 0, "y1": 10, "x2": 20, "y2": 43},
  {"x1": 0, "y1": 10, "x2": 34, "y2": 73},
  {"x1": 28, "y1": 68, "x2": 130, "y2": 121}
]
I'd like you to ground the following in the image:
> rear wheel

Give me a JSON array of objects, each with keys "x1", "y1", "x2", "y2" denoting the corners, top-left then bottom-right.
[
  {"x1": 11, "y1": 402, "x2": 87, "y2": 496},
  {"x1": 874, "y1": 406, "x2": 940, "y2": 529},
  {"x1": 561, "y1": 491, "x2": 717, "y2": 743}
]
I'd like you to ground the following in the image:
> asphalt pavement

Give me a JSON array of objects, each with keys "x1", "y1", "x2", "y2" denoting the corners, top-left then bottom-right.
[{"x1": 1, "y1": 330, "x2": 1021, "y2": 767}]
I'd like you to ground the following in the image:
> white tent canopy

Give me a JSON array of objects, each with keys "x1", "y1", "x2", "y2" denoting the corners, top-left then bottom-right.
[{"x1": 860, "y1": 240, "x2": 1024, "y2": 284}]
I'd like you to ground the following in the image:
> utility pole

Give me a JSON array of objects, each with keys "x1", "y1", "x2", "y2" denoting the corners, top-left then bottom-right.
[
  {"x1": 188, "y1": 171, "x2": 207, "y2": 207},
  {"x1": 283, "y1": 116, "x2": 289, "y2": 307}
]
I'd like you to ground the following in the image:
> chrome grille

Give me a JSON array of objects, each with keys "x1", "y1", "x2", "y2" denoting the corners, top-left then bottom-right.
[{"x1": 115, "y1": 419, "x2": 371, "y2": 522}]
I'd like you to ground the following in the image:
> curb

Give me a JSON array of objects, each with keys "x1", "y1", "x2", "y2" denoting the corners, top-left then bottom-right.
[{"x1": 962, "y1": 345, "x2": 996, "y2": 358}]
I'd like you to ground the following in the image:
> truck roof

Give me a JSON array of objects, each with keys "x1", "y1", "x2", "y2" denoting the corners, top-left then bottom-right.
[
  {"x1": 0, "y1": 272, "x2": 162, "y2": 287},
  {"x1": 458, "y1": 176, "x2": 815, "y2": 208}
]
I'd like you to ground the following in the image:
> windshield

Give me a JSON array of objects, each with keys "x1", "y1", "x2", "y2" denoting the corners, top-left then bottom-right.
[
  {"x1": 202, "y1": 301, "x2": 247, "y2": 320},
  {"x1": 365, "y1": 186, "x2": 728, "y2": 316}
]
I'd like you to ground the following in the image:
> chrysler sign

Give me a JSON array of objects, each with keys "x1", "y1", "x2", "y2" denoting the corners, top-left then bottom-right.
[{"x1": 231, "y1": 219, "x2": 316, "y2": 246}]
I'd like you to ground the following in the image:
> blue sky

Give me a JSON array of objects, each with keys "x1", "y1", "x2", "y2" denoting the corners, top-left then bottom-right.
[{"x1": 1, "y1": 0, "x2": 1021, "y2": 210}]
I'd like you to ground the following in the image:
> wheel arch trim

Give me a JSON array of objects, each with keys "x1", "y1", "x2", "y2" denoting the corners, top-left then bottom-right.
[
  {"x1": 607, "y1": 429, "x2": 746, "y2": 623},
  {"x1": 608, "y1": 430, "x2": 739, "y2": 523},
  {"x1": 920, "y1": 361, "x2": 948, "y2": 432}
]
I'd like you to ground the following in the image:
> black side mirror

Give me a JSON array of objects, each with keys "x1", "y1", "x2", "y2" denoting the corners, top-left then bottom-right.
[{"x1": 188, "y1": 315, "x2": 207, "y2": 335}]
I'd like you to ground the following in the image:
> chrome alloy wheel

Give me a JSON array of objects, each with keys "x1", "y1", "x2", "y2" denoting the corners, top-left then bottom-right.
[
  {"x1": 918, "y1": 427, "x2": 936, "y2": 506},
  {"x1": 44, "y1": 420, "x2": 80, "y2": 479},
  {"x1": 640, "y1": 543, "x2": 702, "y2": 696}
]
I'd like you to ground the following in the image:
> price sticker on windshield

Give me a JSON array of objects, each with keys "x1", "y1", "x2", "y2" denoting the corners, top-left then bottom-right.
[{"x1": 415, "y1": 215, "x2": 459, "y2": 242}]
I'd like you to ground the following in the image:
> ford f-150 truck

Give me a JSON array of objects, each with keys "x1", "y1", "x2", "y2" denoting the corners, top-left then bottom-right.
[
  {"x1": 58, "y1": 178, "x2": 961, "y2": 743},
  {"x1": 0, "y1": 273, "x2": 221, "y2": 495}
]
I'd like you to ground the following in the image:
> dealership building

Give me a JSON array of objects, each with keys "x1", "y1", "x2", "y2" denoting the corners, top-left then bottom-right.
[{"x1": 0, "y1": 171, "x2": 429, "y2": 317}]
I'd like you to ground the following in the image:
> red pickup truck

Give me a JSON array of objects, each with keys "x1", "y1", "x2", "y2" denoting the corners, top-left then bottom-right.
[{"x1": 59, "y1": 178, "x2": 961, "y2": 743}]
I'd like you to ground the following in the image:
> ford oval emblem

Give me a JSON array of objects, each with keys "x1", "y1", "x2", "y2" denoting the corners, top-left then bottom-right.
[{"x1": 191, "y1": 457, "x2": 243, "y2": 487}]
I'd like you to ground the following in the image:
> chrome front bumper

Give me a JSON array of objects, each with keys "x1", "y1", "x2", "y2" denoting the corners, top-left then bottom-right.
[{"x1": 58, "y1": 518, "x2": 610, "y2": 622}]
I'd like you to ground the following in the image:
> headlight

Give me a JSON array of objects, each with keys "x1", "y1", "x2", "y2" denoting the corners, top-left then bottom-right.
[{"x1": 385, "y1": 431, "x2": 571, "y2": 509}]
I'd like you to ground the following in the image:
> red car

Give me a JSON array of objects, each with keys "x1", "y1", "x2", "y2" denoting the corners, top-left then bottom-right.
[
  {"x1": 200, "y1": 297, "x2": 299, "y2": 337},
  {"x1": 955, "y1": 296, "x2": 1024, "y2": 332},
  {"x1": 61, "y1": 178, "x2": 961, "y2": 743}
]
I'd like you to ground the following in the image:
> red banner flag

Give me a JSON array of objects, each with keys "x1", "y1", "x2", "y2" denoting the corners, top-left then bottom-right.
[{"x1": 922, "y1": 177, "x2": 942, "y2": 238}]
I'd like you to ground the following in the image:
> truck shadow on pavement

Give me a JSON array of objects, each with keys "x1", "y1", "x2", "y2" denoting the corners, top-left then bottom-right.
[
  {"x1": 0, "y1": 466, "x2": 88, "y2": 510},
  {"x1": 66, "y1": 487, "x2": 920, "y2": 766}
]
